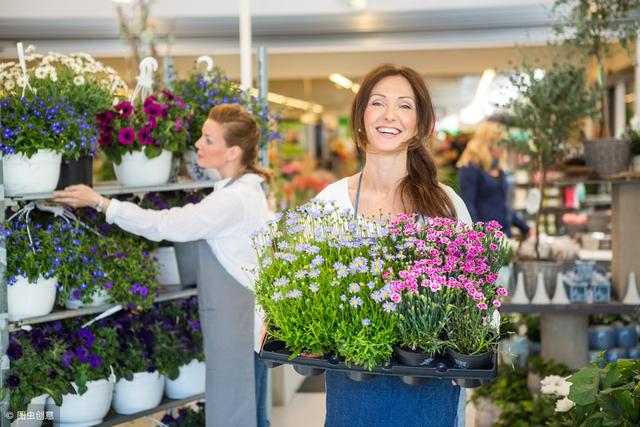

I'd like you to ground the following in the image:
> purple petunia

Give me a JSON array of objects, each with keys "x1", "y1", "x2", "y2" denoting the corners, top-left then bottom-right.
[
  {"x1": 137, "y1": 127, "x2": 153, "y2": 145},
  {"x1": 78, "y1": 328, "x2": 96, "y2": 348},
  {"x1": 88, "y1": 354, "x2": 102, "y2": 369},
  {"x1": 114, "y1": 101, "x2": 133, "y2": 118},
  {"x1": 118, "y1": 127, "x2": 136, "y2": 145},
  {"x1": 75, "y1": 346, "x2": 90, "y2": 363},
  {"x1": 6, "y1": 342, "x2": 22, "y2": 361},
  {"x1": 5, "y1": 374, "x2": 20, "y2": 389}
]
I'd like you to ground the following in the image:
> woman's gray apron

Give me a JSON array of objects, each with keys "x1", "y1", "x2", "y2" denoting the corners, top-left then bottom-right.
[{"x1": 197, "y1": 240, "x2": 257, "y2": 427}]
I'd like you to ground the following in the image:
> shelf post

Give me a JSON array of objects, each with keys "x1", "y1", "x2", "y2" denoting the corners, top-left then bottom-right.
[{"x1": 0, "y1": 153, "x2": 9, "y2": 427}]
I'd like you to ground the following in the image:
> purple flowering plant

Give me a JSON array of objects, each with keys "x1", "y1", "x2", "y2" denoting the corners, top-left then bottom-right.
[
  {"x1": 96, "y1": 89, "x2": 191, "y2": 164},
  {"x1": 151, "y1": 298, "x2": 204, "y2": 380},
  {"x1": 2, "y1": 214, "x2": 77, "y2": 288},
  {"x1": 253, "y1": 200, "x2": 398, "y2": 369},
  {"x1": 161, "y1": 402, "x2": 205, "y2": 427},
  {"x1": 0, "y1": 327, "x2": 70, "y2": 416},
  {"x1": 49, "y1": 318, "x2": 119, "y2": 396},
  {"x1": 173, "y1": 66, "x2": 282, "y2": 154}
]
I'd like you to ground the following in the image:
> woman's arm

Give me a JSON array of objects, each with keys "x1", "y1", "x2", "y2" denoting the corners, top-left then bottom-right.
[{"x1": 54, "y1": 184, "x2": 245, "y2": 242}]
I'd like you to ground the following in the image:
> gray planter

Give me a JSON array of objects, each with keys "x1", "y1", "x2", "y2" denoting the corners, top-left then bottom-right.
[
  {"x1": 583, "y1": 138, "x2": 631, "y2": 177},
  {"x1": 513, "y1": 260, "x2": 563, "y2": 300},
  {"x1": 174, "y1": 241, "x2": 199, "y2": 285}
]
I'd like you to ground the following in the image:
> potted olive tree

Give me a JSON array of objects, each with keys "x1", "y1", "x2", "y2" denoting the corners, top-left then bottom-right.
[
  {"x1": 553, "y1": 0, "x2": 640, "y2": 176},
  {"x1": 504, "y1": 56, "x2": 597, "y2": 296}
]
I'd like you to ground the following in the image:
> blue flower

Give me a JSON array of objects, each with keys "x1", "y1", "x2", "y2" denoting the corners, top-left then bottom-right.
[
  {"x1": 382, "y1": 302, "x2": 397, "y2": 313},
  {"x1": 274, "y1": 277, "x2": 289, "y2": 287},
  {"x1": 286, "y1": 289, "x2": 302, "y2": 299},
  {"x1": 271, "y1": 291, "x2": 283, "y2": 301},
  {"x1": 307, "y1": 269, "x2": 321, "y2": 279},
  {"x1": 294, "y1": 270, "x2": 307, "y2": 280},
  {"x1": 309, "y1": 283, "x2": 319, "y2": 293},
  {"x1": 348, "y1": 282, "x2": 361, "y2": 294},
  {"x1": 361, "y1": 318, "x2": 371, "y2": 326},
  {"x1": 311, "y1": 256, "x2": 324, "y2": 267},
  {"x1": 349, "y1": 296, "x2": 363, "y2": 308}
]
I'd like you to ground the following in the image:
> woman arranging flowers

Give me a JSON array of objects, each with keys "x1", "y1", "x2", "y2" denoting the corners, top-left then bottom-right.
[
  {"x1": 53, "y1": 104, "x2": 273, "y2": 427},
  {"x1": 315, "y1": 64, "x2": 472, "y2": 426}
]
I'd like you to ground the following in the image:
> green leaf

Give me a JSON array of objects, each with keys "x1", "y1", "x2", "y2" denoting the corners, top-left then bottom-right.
[
  {"x1": 603, "y1": 364, "x2": 620, "y2": 389},
  {"x1": 568, "y1": 367, "x2": 600, "y2": 405}
]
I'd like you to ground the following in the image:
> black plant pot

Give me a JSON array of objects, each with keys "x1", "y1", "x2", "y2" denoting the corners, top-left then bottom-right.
[
  {"x1": 394, "y1": 345, "x2": 438, "y2": 367},
  {"x1": 400, "y1": 375, "x2": 429, "y2": 386},
  {"x1": 446, "y1": 348, "x2": 494, "y2": 370},
  {"x1": 345, "y1": 371, "x2": 375, "y2": 382},
  {"x1": 293, "y1": 365, "x2": 325, "y2": 377},
  {"x1": 56, "y1": 155, "x2": 93, "y2": 189}
]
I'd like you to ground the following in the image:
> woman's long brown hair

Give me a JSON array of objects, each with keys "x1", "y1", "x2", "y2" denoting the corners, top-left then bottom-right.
[
  {"x1": 208, "y1": 104, "x2": 273, "y2": 185},
  {"x1": 351, "y1": 64, "x2": 457, "y2": 219}
]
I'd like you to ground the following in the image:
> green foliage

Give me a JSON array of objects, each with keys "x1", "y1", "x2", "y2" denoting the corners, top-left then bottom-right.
[
  {"x1": 561, "y1": 358, "x2": 640, "y2": 426},
  {"x1": 504, "y1": 57, "x2": 598, "y2": 169},
  {"x1": 396, "y1": 292, "x2": 452, "y2": 354},
  {"x1": 161, "y1": 402, "x2": 206, "y2": 426},
  {"x1": 471, "y1": 357, "x2": 573, "y2": 426}
]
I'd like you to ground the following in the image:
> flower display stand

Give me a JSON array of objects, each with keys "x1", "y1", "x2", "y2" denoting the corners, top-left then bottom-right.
[{"x1": 260, "y1": 339, "x2": 497, "y2": 389}]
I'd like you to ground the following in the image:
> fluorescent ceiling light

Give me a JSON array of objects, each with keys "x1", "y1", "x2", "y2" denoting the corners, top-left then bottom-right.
[
  {"x1": 330, "y1": 73, "x2": 360, "y2": 93},
  {"x1": 249, "y1": 88, "x2": 323, "y2": 113}
]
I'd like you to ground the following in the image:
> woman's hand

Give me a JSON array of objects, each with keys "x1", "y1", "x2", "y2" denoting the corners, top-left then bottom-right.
[{"x1": 52, "y1": 184, "x2": 109, "y2": 211}]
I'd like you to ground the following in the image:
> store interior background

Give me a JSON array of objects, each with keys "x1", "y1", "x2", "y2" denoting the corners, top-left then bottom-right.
[{"x1": 2, "y1": 0, "x2": 638, "y2": 426}]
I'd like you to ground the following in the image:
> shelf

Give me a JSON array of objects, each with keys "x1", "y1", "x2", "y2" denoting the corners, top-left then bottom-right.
[
  {"x1": 100, "y1": 393, "x2": 204, "y2": 426},
  {"x1": 501, "y1": 302, "x2": 640, "y2": 315},
  {"x1": 4, "y1": 179, "x2": 216, "y2": 202},
  {"x1": 8, "y1": 286, "x2": 197, "y2": 331},
  {"x1": 578, "y1": 249, "x2": 612, "y2": 261}
]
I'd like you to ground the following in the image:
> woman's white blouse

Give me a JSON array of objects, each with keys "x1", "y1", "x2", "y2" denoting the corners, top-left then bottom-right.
[
  {"x1": 316, "y1": 177, "x2": 473, "y2": 225},
  {"x1": 105, "y1": 173, "x2": 272, "y2": 351}
]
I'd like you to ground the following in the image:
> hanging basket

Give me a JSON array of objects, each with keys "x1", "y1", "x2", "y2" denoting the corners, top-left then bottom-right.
[
  {"x1": 583, "y1": 138, "x2": 631, "y2": 177},
  {"x1": 165, "y1": 359, "x2": 206, "y2": 399},
  {"x1": 7, "y1": 275, "x2": 57, "y2": 321},
  {"x1": 46, "y1": 379, "x2": 114, "y2": 427},
  {"x1": 113, "y1": 149, "x2": 172, "y2": 187},
  {"x1": 112, "y1": 371, "x2": 165, "y2": 415},
  {"x1": 3, "y1": 149, "x2": 61, "y2": 196}
]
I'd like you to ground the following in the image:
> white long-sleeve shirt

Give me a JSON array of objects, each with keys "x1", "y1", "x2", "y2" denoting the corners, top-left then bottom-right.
[
  {"x1": 316, "y1": 177, "x2": 473, "y2": 225},
  {"x1": 105, "y1": 173, "x2": 272, "y2": 351}
]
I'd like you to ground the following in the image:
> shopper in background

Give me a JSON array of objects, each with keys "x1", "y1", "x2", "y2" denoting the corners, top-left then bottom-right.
[
  {"x1": 316, "y1": 64, "x2": 471, "y2": 427},
  {"x1": 456, "y1": 120, "x2": 530, "y2": 238},
  {"x1": 53, "y1": 104, "x2": 272, "y2": 427}
]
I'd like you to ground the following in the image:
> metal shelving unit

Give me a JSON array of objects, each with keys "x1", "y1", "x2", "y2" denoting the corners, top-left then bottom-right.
[
  {"x1": 0, "y1": 179, "x2": 212, "y2": 427},
  {"x1": 100, "y1": 393, "x2": 204, "y2": 427},
  {"x1": 502, "y1": 302, "x2": 640, "y2": 315}
]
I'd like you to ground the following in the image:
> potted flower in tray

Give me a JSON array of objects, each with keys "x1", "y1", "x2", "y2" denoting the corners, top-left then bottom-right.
[
  {"x1": 45, "y1": 320, "x2": 119, "y2": 427},
  {"x1": 110, "y1": 310, "x2": 166, "y2": 415},
  {"x1": 552, "y1": 0, "x2": 640, "y2": 176},
  {"x1": 97, "y1": 89, "x2": 191, "y2": 187},
  {"x1": 253, "y1": 201, "x2": 398, "y2": 370},
  {"x1": 2, "y1": 214, "x2": 77, "y2": 321},
  {"x1": 173, "y1": 63, "x2": 281, "y2": 180},
  {"x1": 384, "y1": 215, "x2": 510, "y2": 373},
  {"x1": 0, "y1": 328, "x2": 69, "y2": 426},
  {"x1": 503, "y1": 56, "x2": 597, "y2": 298},
  {"x1": 0, "y1": 46, "x2": 126, "y2": 189},
  {"x1": 155, "y1": 298, "x2": 205, "y2": 399}
]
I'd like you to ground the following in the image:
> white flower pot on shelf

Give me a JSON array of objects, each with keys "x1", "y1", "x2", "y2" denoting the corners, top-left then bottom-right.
[
  {"x1": 3, "y1": 149, "x2": 61, "y2": 196},
  {"x1": 64, "y1": 288, "x2": 110, "y2": 310},
  {"x1": 112, "y1": 371, "x2": 165, "y2": 415},
  {"x1": 153, "y1": 246, "x2": 181, "y2": 286},
  {"x1": 46, "y1": 379, "x2": 113, "y2": 427},
  {"x1": 7, "y1": 276, "x2": 57, "y2": 321},
  {"x1": 11, "y1": 394, "x2": 47, "y2": 427},
  {"x1": 165, "y1": 359, "x2": 205, "y2": 399},
  {"x1": 113, "y1": 149, "x2": 172, "y2": 187},
  {"x1": 183, "y1": 150, "x2": 221, "y2": 181}
]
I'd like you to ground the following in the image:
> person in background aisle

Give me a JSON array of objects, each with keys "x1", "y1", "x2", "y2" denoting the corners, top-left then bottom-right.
[
  {"x1": 315, "y1": 63, "x2": 471, "y2": 427},
  {"x1": 53, "y1": 104, "x2": 272, "y2": 427},
  {"x1": 456, "y1": 120, "x2": 530, "y2": 238}
]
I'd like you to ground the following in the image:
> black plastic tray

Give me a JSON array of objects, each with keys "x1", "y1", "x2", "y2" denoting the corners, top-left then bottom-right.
[{"x1": 259, "y1": 339, "x2": 497, "y2": 388}]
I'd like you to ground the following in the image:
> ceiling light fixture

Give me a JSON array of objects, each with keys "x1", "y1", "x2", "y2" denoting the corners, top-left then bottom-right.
[
  {"x1": 249, "y1": 88, "x2": 323, "y2": 113},
  {"x1": 329, "y1": 73, "x2": 360, "y2": 94}
]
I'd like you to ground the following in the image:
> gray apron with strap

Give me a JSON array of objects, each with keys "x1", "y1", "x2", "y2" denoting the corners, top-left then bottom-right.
[{"x1": 197, "y1": 240, "x2": 257, "y2": 427}]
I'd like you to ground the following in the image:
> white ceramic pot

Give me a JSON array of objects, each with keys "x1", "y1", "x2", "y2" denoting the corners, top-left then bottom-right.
[
  {"x1": 7, "y1": 276, "x2": 57, "y2": 321},
  {"x1": 65, "y1": 288, "x2": 110, "y2": 310},
  {"x1": 46, "y1": 379, "x2": 113, "y2": 427},
  {"x1": 11, "y1": 394, "x2": 47, "y2": 427},
  {"x1": 112, "y1": 371, "x2": 165, "y2": 415},
  {"x1": 633, "y1": 155, "x2": 640, "y2": 172},
  {"x1": 165, "y1": 359, "x2": 205, "y2": 399},
  {"x1": 3, "y1": 150, "x2": 61, "y2": 196},
  {"x1": 153, "y1": 246, "x2": 181, "y2": 286},
  {"x1": 183, "y1": 150, "x2": 221, "y2": 181},
  {"x1": 113, "y1": 149, "x2": 172, "y2": 187}
]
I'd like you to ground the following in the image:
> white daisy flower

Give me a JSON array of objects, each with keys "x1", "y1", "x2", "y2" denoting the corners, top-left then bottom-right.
[
  {"x1": 554, "y1": 397, "x2": 575, "y2": 413},
  {"x1": 34, "y1": 67, "x2": 48, "y2": 79},
  {"x1": 16, "y1": 76, "x2": 26, "y2": 87},
  {"x1": 4, "y1": 80, "x2": 15, "y2": 90},
  {"x1": 73, "y1": 75, "x2": 85, "y2": 86},
  {"x1": 25, "y1": 45, "x2": 36, "y2": 54},
  {"x1": 48, "y1": 70, "x2": 58, "y2": 82}
]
